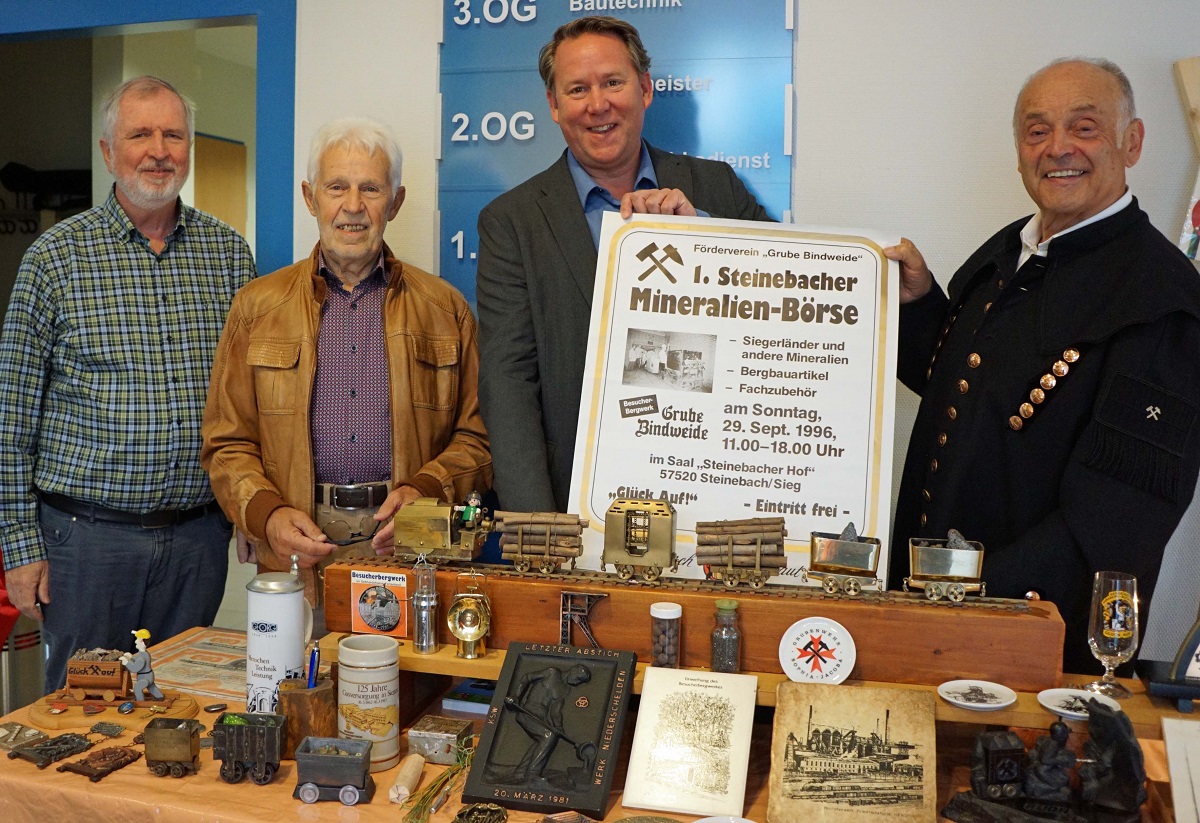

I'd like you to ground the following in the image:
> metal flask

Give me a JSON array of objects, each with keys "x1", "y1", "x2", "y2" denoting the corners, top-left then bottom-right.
[
  {"x1": 411, "y1": 558, "x2": 439, "y2": 655},
  {"x1": 245, "y1": 555, "x2": 312, "y2": 713}
]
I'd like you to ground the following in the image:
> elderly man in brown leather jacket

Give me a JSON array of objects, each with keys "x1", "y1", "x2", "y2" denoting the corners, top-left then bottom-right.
[{"x1": 202, "y1": 117, "x2": 491, "y2": 606}]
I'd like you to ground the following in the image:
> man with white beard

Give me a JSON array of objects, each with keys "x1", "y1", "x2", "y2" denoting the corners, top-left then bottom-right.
[{"x1": 0, "y1": 75, "x2": 255, "y2": 690}]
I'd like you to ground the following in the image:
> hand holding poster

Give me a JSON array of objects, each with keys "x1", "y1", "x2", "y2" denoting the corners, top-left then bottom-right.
[{"x1": 568, "y1": 213, "x2": 898, "y2": 585}]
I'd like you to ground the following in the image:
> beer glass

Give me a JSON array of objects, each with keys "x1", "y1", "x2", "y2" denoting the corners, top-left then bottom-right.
[{"x1": 1085, "y1": 571, "x2": 1138, "y2": 698}]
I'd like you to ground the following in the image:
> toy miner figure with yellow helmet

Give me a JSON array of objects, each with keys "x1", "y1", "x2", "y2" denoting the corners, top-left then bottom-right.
[{"x1": 119, "y1": 629, "x2": 164, "y2": 702}]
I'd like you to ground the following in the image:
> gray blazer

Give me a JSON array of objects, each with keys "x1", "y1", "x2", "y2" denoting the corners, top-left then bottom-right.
[{"x1": 476, "y1": 145, "x2": 772, "y2": 512}]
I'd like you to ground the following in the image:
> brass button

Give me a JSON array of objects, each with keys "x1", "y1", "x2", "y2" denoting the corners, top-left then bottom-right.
[
  {"x1": 922, "y1": 489, "x2": 932, "y2": 502},
  {"x1": 1030, "y1": 388, "x2": 1045, "y2": 404},
  {"x1": 997, "y1": 279, "x2": 1005, "y2": 288},
  {"x1": 984, "y1": 302, "x2": 992, "y2": 312},
  {"x1": 1040, "y1": 374, "x2": 1057, "y2": 390},
  {"x1": 1020, "y1": 403, "x2": 1034, "y2": 419},
  {"x1": 1052, "y1": 360, "x2": 1069, "y2": 377},
  {"x1": 957, "y1": 379, "x2": 969, "y2": 394},
  {"x1": 947, "y1": 406, "x2": 958, "y2": 420},
  {"x1": 920, "y1": 513, "x2": 928, "y2": 526},
  {"x1": 1009, "y1": 416, "x2": 1024, "y2": 431},
  {"x1": 926, "y1": 367, "x2": 932, "y2": 380},
  {"x1": 937, "y1": 432, "x2": 948, "y2": 446},
  {"x1": 1063, "y1": 348, "x2": 1080, "y2": 363},
  {"x1": 967, "y1": 353, "x2": 981, "y2": 368},
  {"x1": 1024, "y1": 590, "x2": 1041, "y2": 601},
  {"x1": 930, "y1": 459, "x2": 939, "y2": 473}
]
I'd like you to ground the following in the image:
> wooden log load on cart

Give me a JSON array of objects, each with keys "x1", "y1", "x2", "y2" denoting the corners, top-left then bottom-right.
[
  {"x1": 695, "y1": 517, "x2": 787, "y2": 589},
  {"x1": 494, "y1": 511, "x2": 589, "y2": 574}
]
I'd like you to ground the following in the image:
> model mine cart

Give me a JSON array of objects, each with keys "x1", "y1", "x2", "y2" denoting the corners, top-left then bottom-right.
[
  {"x1": 971, "y1": 730, "x2": 1026, "y2": 799},
  {"x1": 696, "y1": 516, "x2": 787, "y2": 588},
  {"x1": 495, "y1": 510, "x2": 588, "y2": 574},
  {"x1": 60, "y1": 648, "x2": 133, "y2": 703},
  {"x1": 144, "y1": 718, "x2": 204, "y2": 777},
  {"x1": 604, "y1": 498, "x2": 677, "y2": 582},
  {"x1": 904, "y1": 529, "x2": 986, "y2": 602},
  {"x1": 392, "y1": 494, "x2": 491, "y2": 563},
  {"x1": 210, "y1": 712, "x2": 286, "y2": 785},
  {"x1": 293, "y1": 736, "x2": 376, "y2": 806},
  {"x1": 800, "y1": 522, "x2": 882, "y2": 595}
]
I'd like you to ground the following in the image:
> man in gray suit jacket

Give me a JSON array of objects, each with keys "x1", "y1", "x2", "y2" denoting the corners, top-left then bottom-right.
[{"x1": 477, "y1": 15, "x2": 772, "y2": 513}]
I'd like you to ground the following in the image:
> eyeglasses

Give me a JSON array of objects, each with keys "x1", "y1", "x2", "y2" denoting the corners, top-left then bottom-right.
[{"x1": 323, "y1": 515, "x2": 381, "y2": 547}]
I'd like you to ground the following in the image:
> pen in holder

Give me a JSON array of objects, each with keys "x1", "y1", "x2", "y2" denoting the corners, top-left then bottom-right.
[{"x1": 278, "y1": 676, "x2": 336, "y2": 760}]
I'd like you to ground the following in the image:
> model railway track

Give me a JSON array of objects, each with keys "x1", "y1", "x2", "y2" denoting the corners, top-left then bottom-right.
[{"x1": 365, "y1": 557, "x2": 1033, "y2": 614}]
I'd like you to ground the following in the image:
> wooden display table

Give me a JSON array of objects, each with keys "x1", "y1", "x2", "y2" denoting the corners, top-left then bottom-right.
[
  {"x1": 317, "y1": 632, "x2": 1193, "y2": 741},
  {"x1": 0, "y1": 628, "x2": 1183, "y2": 823},
  {"x1": 324, "y1": 560, "x2": 1067, "y2": 691}
]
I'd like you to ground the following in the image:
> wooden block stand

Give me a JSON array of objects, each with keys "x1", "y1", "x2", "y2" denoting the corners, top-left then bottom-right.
[{"x1": 324, "y1": 559, "x2": 1064, "y2": 691}]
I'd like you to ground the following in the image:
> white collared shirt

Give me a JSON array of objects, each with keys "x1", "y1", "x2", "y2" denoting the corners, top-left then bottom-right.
[{"x1": 1017, "y1": 190, "x2": 1134, "y2": 270}]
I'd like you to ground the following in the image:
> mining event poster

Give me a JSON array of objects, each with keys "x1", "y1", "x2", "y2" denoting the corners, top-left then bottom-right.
[{"x1": 568, "y1": 213, "x2": 898, "y2": 585}]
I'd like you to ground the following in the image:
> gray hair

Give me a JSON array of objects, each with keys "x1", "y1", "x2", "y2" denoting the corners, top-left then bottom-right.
[
  {"x1": 538, "y1": 15, "x2": 651, "y2": 92},
  {"x1": 101, "y1": 76, "x2": 195, "y2": 144},
  {"x1": 307, "y1": 117, "x2": 403, "y2": 191},
  {"x1": 1013, "y1": 57, "x2": 1137, "y2": 140}
]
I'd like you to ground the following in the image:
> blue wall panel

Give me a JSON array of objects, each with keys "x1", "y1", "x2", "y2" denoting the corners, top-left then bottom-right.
[{"x1": 439, "y1": 0, "x2": 793, "y2": 309}]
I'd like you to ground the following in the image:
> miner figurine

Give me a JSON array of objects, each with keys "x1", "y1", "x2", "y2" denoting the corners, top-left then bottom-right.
[{"x1": 119, "y1": 629, "x2": 164, "y2": 701}]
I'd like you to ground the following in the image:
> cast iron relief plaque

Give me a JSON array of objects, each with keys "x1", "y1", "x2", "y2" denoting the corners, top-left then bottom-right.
[{"x1": 462, "y1": 642, "x2": 637, "y2": 819}]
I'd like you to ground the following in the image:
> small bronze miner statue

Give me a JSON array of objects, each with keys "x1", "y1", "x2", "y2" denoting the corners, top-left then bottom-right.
[
  {"x1": 946, "y1": 698, "x2": 1147, "y2": 822},
  {"x1": 1023, "y1": 721, "x2": 1074, "y2": 802}
]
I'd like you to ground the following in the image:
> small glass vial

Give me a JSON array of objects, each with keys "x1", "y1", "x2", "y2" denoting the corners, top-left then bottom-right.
[
  {"x1": 650, "y1": 601, "x2": 683, "y2": 667},
  {"x1": 711, "y1": 598, "x2": 742, "y2": 673}
]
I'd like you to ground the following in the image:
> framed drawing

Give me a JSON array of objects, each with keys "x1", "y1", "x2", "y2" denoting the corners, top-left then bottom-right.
[
  {"x1": 461, "y1": 642, "x2": 637, "y2": 819},
  {"x1": 622, "y1": 668, "x2": 758, "y2": 816},
  {"x1": 768, "y1": 682, "x2": 938, "y2": 822}
]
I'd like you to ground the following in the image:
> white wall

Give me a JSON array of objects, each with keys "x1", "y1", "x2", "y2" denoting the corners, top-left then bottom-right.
[
  {"x1": 790, "y1": 0, "x2": 1200, "y2": 659},
  {"x1": 293, "y1": 0, "x2": 442, "y2": 270},
  {"x1": 290, "y1": 0, "x2": 1200, "y2": 656}
]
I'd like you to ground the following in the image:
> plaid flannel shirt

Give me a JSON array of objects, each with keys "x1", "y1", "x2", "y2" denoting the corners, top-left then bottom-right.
[{"x1": 0, "y1": 189, "x2": 256, "y2": 569}]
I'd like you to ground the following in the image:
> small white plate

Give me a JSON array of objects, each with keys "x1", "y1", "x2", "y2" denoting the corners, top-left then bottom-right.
[
  {"x1": 937, "y1": 679, "x2": 1017, "y2": 711},
  {"x1": 1036, "y1": 688, "x2": 1121, "y2": 720},
  {"x1": 778, "y1": 617, "x2": 856, "y2": 684}
]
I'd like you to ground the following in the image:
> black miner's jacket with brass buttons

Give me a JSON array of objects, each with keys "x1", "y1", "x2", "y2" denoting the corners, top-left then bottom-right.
[{"x1": 891, "y1": 199, "x2": 1200, "y2": 675}]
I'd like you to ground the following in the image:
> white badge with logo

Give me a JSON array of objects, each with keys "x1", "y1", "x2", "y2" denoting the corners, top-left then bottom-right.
[
  {"x1": 245, "y1": 555, "x2": 313, "y2": 713},
  {"x1": 778, "y1": 616, "x2": 856, "y2": 685}
]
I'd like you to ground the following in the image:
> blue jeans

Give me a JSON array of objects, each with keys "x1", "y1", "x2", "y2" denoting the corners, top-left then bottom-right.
[{"x1": 39, "y1": 504, "x2": 231, "y2": 692}]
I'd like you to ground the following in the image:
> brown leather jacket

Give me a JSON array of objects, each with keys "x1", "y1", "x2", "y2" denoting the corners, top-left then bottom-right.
[{"x1": 202, "y1": 244, "x2": 492, "y2": 598}]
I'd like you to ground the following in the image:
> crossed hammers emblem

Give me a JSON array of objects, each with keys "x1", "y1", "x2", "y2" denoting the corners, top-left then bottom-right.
[{"x1": 636, "y1": 242, "x2": 681, "y2": 282}]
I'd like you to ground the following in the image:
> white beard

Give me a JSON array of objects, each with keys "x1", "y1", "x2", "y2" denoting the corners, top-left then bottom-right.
[{"x1": 115, "y1": 163, "x2": 186, "y2": 212}]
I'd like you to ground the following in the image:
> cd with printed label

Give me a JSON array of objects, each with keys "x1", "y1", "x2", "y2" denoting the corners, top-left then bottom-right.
[{"x1": 356, "y1": 584, "x2": 401, "y2": 632}]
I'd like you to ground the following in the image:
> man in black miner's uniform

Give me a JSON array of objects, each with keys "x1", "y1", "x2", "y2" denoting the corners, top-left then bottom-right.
[{"x1": 884, "y1": 57, "x2": 1200, "y2": 674}]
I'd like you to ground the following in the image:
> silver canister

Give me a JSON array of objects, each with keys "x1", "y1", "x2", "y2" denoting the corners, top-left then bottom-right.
[{"x1": 411, "y1": 560, "x2": 439, "y2": 654}]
